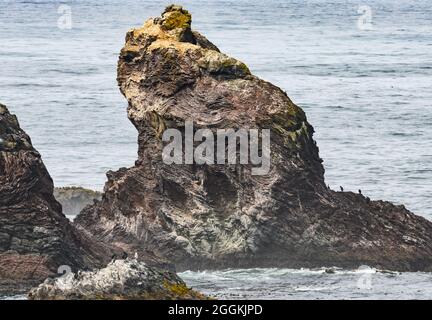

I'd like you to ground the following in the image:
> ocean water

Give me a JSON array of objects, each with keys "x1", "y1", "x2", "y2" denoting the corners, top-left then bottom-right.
[
  {"x1": 0, "y1": 0, "x2": 431, "y2": 299},
  {"x1": 179, "y1": 267, "x2": 432, "y2": 300}
]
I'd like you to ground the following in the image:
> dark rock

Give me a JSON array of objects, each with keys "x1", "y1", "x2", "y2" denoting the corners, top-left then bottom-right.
[
  {"x1": 54, "y1": 187, "x2": 102, "y2": 217},
  {"x1": 28, "y1": 259, "x2": 206, "y2": 300},
  {"x1": 76, "y1": 6, "x2": 432, "y2": 272},
  {"x1": 324, "y1": 268, "x2": 337, "y2": 274},
  {"x1": 0, "y1": 103, "x2": 119, "y2": 294}
]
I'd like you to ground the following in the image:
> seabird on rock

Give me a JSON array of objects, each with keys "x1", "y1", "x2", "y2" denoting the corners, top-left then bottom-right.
[
  {"x1": 340, "y1": 186, "x2": 344, "y2": 192},
  {"x1": 359, "y1": 189, "x2": 362, "y2": 195}
]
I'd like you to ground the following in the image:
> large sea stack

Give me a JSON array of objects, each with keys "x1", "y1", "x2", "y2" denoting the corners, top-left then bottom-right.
[
  {"x1": 0, "y1": 104, "x2": 115, "y2": 294},
  {"x1": 76, "y1": 5, "x2": 432, "y2": 271}
]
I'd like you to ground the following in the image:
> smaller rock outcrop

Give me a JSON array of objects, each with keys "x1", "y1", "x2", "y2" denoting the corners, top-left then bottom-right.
[
  {"x1": 0, "y1": 103, "x2": 119, "y2": 294},
  {"x1": 54, "y1": 187, "x2": 102, "y2": 217},
  {"x1": 28, "y1": 259, "x2": 206, "y2": 300}
]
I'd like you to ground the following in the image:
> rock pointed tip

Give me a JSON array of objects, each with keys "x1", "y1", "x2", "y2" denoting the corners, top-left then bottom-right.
[
  {"x1": 0, "y1": 103, "x2": 9, "y2": 114},
  {"x1": 159, "y1": 4, "x2": 192, "y2": 31},
  {"x1": 163, "y1": 4, "x2": 188, "y2": 14}
]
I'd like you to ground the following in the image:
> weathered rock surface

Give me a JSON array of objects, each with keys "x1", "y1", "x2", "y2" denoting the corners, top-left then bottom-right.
[
  {"x1": 76, "y1": 5, "x2": 432, "y2": 271},
  {"x1": 0, "y1": 104, "x2": 118, "y2": 294},
  {"x1": 28, "y1": 259, "x2": 205, "y2": 300},
  {"x1": 54, "y1": 187, "x2": 102, "y2": 217}
]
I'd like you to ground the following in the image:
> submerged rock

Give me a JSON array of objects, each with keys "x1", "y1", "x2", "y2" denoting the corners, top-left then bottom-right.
[
  {"x1": 54, "y1": 187, "x2": 102, "y2": 217},
  {"x1": 28, "y1": 259, "x2": 205, "y2": 300},
  {"x1": 0, "y1": 104, "x2": 118, "y2": 294},
  {"x1": 76, "y1": 5, "x2": 432, "y2": 271}
]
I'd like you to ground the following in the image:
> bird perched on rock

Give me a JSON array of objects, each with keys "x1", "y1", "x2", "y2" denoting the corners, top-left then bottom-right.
[
  {"x1": 359, "y1": 189, "x2": 362, "y2": 195},
  {"x1": 340, "y1": 186, "x2": 344, "y2": 192}
]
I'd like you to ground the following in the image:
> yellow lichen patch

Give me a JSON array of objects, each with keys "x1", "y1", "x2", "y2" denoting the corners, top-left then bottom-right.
[
  {"x1": 130, "y1": 6, "x2": 192, "y2": 41},
  {"x1": 162, "y1": 280, "x2": 207, "y2": 299},
  {"x1": 163, "y1": 281, "x2": 191, "y2": 296},
  {"x1": 132, "y1": 20, "x2": 170, "y2": 41},
  {"x1": 161, "y1": 9, "x2": 192, "y2": 30},
  {"x1": 148, "y1": 38, "x2": 198, "y2": 54}
]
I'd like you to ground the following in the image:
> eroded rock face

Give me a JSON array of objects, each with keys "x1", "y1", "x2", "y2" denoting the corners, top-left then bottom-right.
[
  {"x1": 28, "y1": 259, "x2": 205, "y2": 300},
  {"x1": 76, "y1": 6, "x2": 432, "y2": 271},
  {"x1": 0, "y1": 104, "x2": 115, "y2": 294}
]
